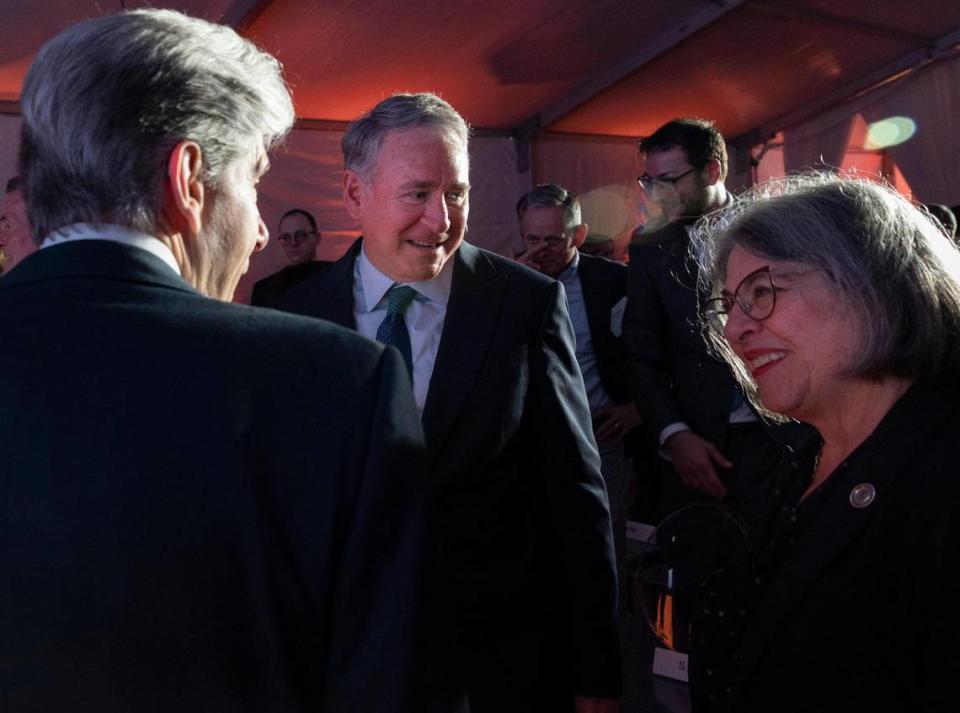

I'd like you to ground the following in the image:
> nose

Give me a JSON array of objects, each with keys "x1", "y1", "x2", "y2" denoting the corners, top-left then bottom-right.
[
  {"x1": 723, "y1": 303, "x2": 758, "y2": 345},
  {"x1": 254, "y1": 216, "x2": 268, "y2": 252},
  {"x1": 421, "y1": 193, "x2": 451, "y2": 235}
]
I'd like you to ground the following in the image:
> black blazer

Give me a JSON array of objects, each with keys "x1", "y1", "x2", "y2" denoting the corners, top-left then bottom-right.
[
  {"x1": 250, "y1": 260, "x2": 330, "y2": 307},
  {"x1": 279, "y1": 239, "x2": 621, "y2": 699},
  {"x1": 575, "y1": 252, "x2": 632, "y2": 404},
  {"x1": 622, "y1": 222, "x2": 736, "y2": 446},
  {"x1": 691, "y1": 375, "x2": 960, "y2": 712},
  {"x1": 0, "y1": 240, "x2": 428, "y2": 713}
]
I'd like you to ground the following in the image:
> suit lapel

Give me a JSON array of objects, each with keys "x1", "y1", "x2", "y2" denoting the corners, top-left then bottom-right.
[
  {"x1": 733, "y1": 379, "x2": 958, "y2": 696},
  {"x1": 284, "y1": 239, "x2": 360, "y2": 328},
  {"x1": 575, "y1": 254, "x2": 609, "y2": 348},
  {"x1": 421, "y1": 243, "x2": 506, "y2": 461}
]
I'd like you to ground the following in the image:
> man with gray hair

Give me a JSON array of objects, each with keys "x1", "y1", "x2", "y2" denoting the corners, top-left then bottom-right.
[
  {"x1": 280, "y1": 95, "x2": 621, "y2": 712},
  {"x1": 2, "y1": 10, "x2": 427, "y2": 712},
  {"x1": 516, "y1": 183, "x2": 640, "y2": 582}
]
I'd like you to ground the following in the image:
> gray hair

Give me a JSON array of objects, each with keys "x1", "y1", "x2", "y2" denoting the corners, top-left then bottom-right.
[
  {"x1": 516, "y1": 184, "x2": 582, "y2": 232},
  {"x1": 692, "y1": 172, "x2": 960, "y2": 415},
  {"x1": 342, "y1": 92, "x2": 470, "y2": 177},
  {"x1": 19, "y1": 9, "x2": 294, "y2": 241}
]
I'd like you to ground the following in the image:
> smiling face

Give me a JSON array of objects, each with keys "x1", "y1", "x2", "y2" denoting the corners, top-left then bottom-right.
[
  {"x1": 721, "y1": 244, "x2": 862, "y2": 423},
  {"x1": 345, "y1": 126, "x2": 469, "y2": 283}
]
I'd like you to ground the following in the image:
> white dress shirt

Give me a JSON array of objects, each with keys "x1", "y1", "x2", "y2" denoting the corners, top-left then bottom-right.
[{"x1": 352, "y1": 246, "x2": 452, "y2": 414}]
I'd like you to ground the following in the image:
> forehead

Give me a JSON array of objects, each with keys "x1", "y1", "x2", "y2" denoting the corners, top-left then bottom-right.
[
  {"x1": 724, "y1": 244, "x2": 813, "y2": 288},
  {"x1": 641, "y1": 146, "x2": 690, "y2": 176},
  {"x1": 371, "y1": 126, "x2": 469, "y2": 183},
  {"x1": 520, "y1": 205, "x2": 567, "y2": 236},
  {"x1": 279, "y1": 212, "x2": 312, "y2": 232}
]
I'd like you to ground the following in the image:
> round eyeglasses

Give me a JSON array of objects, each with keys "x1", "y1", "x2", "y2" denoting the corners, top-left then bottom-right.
[{"x1": 704, "y1": 266, "x2": 779, "y2": 334}]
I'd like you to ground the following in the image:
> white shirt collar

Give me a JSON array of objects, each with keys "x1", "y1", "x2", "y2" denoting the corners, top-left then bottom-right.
[
  {"x1": 357, "y1": 243, "x2": 454, "y2": 311},
  {"x1": 40, "y1": 223, "x2": 181, "y2": 276}
]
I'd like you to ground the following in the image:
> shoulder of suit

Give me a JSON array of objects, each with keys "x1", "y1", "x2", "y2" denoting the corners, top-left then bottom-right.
[
  {"x1": 578, "y1": 251, "x2": 627, "y2": 275},
  {"x1": 217, "y1": 297, "x2": 389, "y2": 364},
  {"x1": 462, "y1": 243, "x2": 557, "y2": 289}
]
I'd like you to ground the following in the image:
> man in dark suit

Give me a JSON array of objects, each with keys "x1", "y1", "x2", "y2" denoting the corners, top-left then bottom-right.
[
  {"x1": 515, "y1": 183, "x2": 639, "y2": 569},
  {"x1": 250, "y1": 208, "x2": 331, "y2": 307},
  {"x1": 2, "y1": 10, "x2": 427, "y2": 712},
  {"x1": 622, "y1": 118, "x2": 786, "y2": 526},
  {"x1": 279, "y1": 94, "x2": 620, "y2": 713}
]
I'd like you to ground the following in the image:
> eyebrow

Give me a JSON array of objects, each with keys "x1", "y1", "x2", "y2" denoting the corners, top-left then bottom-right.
[{"x1": 398, "y1": 180, "x2": 471, "y2": 191}]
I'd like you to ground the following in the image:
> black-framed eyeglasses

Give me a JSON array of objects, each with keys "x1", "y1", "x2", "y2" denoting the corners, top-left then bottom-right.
[
  {"x1": 704, "y1": 266, "x2": 779, "y2": 334},
  {"x1": 637, "y1": 167, "x2": 695, "y2": 191},
  {"x1": 278, "y1": 230, "x2": 316, "y2": 244}
]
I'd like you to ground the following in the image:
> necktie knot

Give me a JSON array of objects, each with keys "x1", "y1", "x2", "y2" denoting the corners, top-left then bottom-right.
[{"x1": 386, "y1": 285, "x2": 417, "y2": 315}]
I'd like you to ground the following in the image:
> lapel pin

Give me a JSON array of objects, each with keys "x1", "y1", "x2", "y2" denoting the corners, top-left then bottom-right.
[{"x1": 849, "y1": 483, "x2": 876, "y2": 509}]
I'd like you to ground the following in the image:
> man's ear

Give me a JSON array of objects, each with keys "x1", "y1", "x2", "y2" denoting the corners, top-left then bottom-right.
[
  {"x1": 343, "y1": 169, "x2": 365, "y2": 223},
  {"x1": 163, "y1": 140, "x2": 205, "y2": 236},
  {"x1": 703, "y1": 158, "x2": 722, "y2": 186},
  {"x1": 573, "y1": 223, "x2": 589, "y2": 249}
]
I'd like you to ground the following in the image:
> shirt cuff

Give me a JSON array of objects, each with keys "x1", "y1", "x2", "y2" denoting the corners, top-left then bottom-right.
[{"x1": 658, "y1": 422, "x2": 691, "y2": 460}]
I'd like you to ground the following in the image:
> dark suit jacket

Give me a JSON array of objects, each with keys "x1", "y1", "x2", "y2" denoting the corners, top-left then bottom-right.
[
  {"x1": 278, "y1": 239, "x2": 621, "y2": 702},
  {"x1": 575, "y1": 252, "x2": 632, "y2": 404},
  {"x1": 250, "y1": 260, "x2": 330, "y2": 307},
  {"x1": 691, "y1": 375, "x2": 960, "y2": 712},
  {"x1": 0, "y1": 240, "x2": 427, "y2": 713},
  {"x1": 622, "y1": 222, "x2": 736, "y2": 447}
]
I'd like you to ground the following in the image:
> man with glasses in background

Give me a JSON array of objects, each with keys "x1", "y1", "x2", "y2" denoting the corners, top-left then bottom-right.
[
  {"x1": 251, "y1": 207, "x2": 330, "y2": 307},
  {"x1": 622, "y1": 118, "x2": 788, "y2": 529}
]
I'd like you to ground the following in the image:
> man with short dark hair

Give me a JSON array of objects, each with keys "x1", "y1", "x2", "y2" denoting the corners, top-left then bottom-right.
[
  {"x1": 516, "y1": 183, "x2": 638, "y2": 571},
  {"x1": 2, "y1": 10, "x2": 427, "y2": 712},
  {"x1": 250, "y1": 207, "x2": 330, "y2": 306},
  {"x1": 622, "y1": 118, "x2": 786, "y2": 525},
  {"x1": 280, "y1": 94, "x2": 621, "y2": 713},
  {"x1": 0, "y1": 176, "x2": 34, "y2": 275}
]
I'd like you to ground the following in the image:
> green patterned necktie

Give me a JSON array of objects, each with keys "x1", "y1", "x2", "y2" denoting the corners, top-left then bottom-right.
[{"x1": 375, "y1": 285, "x2": 417, "y2": 377}]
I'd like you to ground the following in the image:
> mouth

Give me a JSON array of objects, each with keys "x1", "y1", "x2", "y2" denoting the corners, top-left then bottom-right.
[
  {"x1": 406, "y1": 238, "x2": 446, "y2": 250},
  {"x1": 743, "y1": 350, "x2": 786, "y2": 376}
]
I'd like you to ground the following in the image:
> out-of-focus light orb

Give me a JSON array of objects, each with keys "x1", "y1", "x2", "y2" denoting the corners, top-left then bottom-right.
[{"x1": 864, "y1": 116, "x2": 916, "y2": 149}]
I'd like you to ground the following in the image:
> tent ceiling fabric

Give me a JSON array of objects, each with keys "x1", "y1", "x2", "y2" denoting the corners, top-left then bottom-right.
[{"x1": 0, "y1": 0, "x2": 958, "y2": 142}]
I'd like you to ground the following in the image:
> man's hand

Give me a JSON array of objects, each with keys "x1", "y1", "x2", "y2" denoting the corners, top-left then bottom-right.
[
  {"x1": 663, "y1": 430, "x2": 730, "y2": 499},
  {"x1": 593, "y1": 402, "x2": 642, "y2": 444},
  {"x1": 574, "y1": 695, "x2": 620, "y2": 713},
  {"x1": 514, "y1": 241, "x2": 550, "y2": 270}
]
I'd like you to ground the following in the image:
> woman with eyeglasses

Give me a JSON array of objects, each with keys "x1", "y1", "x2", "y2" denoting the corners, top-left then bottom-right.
[{"x1": 687, "y1": 173, "x2": 960, "y2": 712}]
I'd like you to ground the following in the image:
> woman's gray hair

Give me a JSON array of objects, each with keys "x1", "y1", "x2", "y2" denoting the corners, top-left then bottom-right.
[
  {"x1": 692, "y1": 172, "x2": 960, "y2": 416},
  {"x1": 18, "y1": 9, "x2": 294, "y2": 241},
  {"x1": 342, "y1": 92, "x2": 470, "y2": 178}
]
